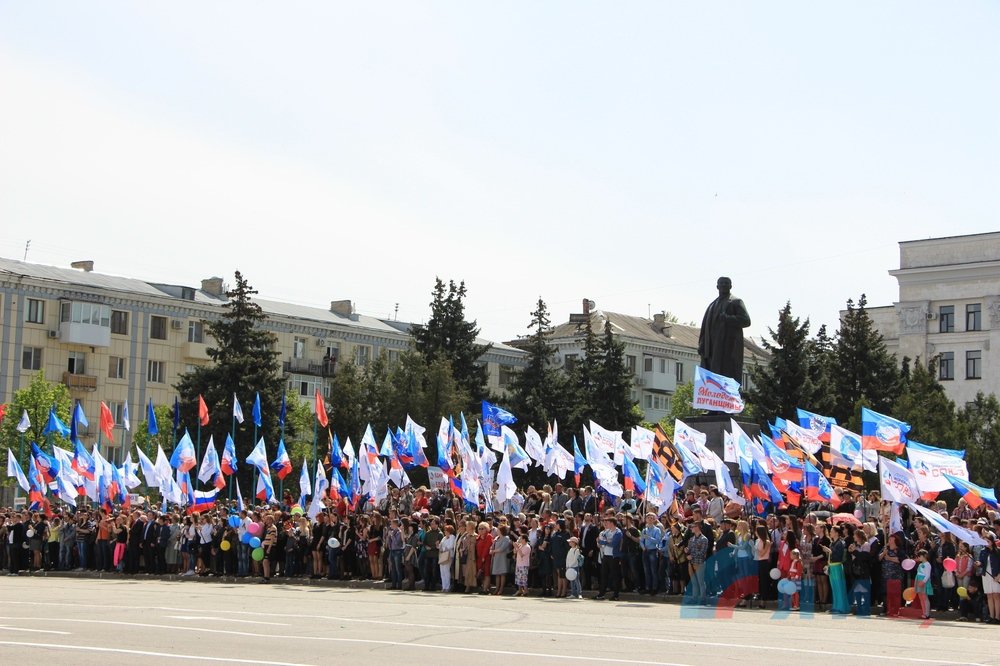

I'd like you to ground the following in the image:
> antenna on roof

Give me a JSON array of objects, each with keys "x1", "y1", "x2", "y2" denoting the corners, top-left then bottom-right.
[
  {"x1": 23, "y1": 240, "x2": 30, "y2": 261},
  {"x1": 394, "y1": 303, "x2": 399, "y2": 321}
]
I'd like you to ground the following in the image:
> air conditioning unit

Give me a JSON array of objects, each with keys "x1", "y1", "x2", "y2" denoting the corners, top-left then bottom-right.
[
  {"x1": 926, "y1": 312, "x2": 937, "y2": 320},
  {"x1": 48, "y1": 330, "x2": 59, "y2": 339},
  {"x1": 170, "y1": 319, "x2": 183, "y2": 330}
]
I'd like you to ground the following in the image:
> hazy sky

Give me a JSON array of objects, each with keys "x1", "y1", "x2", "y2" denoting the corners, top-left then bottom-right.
[{"x1": 2, "y1": 2, "x2": 998, "y2": 344}]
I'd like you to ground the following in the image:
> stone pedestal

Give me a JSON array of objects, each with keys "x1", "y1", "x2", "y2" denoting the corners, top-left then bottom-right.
[{"x1": 682, "y1": 414, "x2": 760, "y2": 487}]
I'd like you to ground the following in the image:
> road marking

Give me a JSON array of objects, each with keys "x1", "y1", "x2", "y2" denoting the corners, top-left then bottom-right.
[
  {"x1": 3, "y1": 601, "x2": 991, "y2": 666},
  {"x1": 166, "y1": 615, "x2": 289, "y2": 626},
  {"x1": 0, "y1": 642, "x2": 312, "y2": 666},
  {"x1": 0, "y1": 626, "x2": 72, "y2": 635}
]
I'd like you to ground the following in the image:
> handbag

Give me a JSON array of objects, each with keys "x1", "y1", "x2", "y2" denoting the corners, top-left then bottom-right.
[
  {"x1": 941, "y1": 570, "x2": 956, "y2": 588},
  {"x1": 438, "y1": 549, "x2": 451, "y2": 565}
]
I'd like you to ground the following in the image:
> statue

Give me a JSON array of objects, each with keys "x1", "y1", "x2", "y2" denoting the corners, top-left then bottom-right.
[{"x1": 698, "y1": 277, "x2": 751, "y2": 382}]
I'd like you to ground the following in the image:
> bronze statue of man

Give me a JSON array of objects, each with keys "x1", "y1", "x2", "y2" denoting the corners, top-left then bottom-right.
[{"x1": 698, "y1": 277, "x2": 751, "y2": 382}]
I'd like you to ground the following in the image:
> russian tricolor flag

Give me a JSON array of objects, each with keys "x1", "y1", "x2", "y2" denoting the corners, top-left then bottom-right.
[
  {"x1": 188, "y1": 488, "x2": 218, "y2": 514},
  {"x1": 270, "y1": 439, "x2": 292, "y2": 480},
  {"x1": 943, "y1": 473, "x2": 998, "y2": 510}
]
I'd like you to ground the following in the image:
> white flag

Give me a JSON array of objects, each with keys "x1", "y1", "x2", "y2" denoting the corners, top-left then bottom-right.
[
  {"x1": 879, "y1": 456, "x2": 921, "y2": 506},
  {"x1": 495, "y1": 451, "x2": 517, "y2": 504},
  {"x1": 122, "y1": 401, "x2": 131, "y2": 432},
  {"x1": 16, "y1": 410, "x2": 31, "y2": 433},
  {"x1": 6, "y1": 449, "x2": 29, "y2": 492}
]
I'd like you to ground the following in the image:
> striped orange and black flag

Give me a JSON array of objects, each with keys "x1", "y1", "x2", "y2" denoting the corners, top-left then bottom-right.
[
  {"x1": 653, "y1": 425, "x2": 685, "y2": 483},
  {"x1": 818, "y1": 443, "x2": 863, "y2": 490}
]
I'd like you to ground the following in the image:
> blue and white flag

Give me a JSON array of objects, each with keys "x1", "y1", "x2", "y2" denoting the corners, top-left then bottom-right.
[
  {"x1": 481, "y1": 400, "x2": 517, "y2": 446},
  {"x1": 252, "y1": 392, "x2": 262, "y2": 428},
  {"x1": 16, "y1": 410, "x2": 31, "y2": 434},
  {"x1": 233, "y1": 394, "x2": 245, "y2": 424},
  {"x1": 906, "y1": 440, "x2": 968, "y2": 494},
  {"x1": 122, "y1": 401, "x2": 131, "y2": 432},
  {"x1": 692, "y1": 366, "x2": 744, "y2": 414},
  {"x1": 829, "y1": 424, "x2": 863, "y2": 470}
]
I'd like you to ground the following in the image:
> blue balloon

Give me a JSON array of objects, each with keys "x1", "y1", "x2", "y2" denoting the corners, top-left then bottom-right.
[
  {"x1": 249, "y1": 536, "x2": 261, "y2": 549},
  {"x1": 228, "y1": 516, "x2": 240, "y2": 528},
  {"x1": 240, "y1": 532, "x2": 252, "y2": 544}
]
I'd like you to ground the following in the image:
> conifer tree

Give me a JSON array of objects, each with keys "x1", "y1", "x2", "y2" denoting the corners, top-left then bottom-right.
[
  {"x1": 833, "y1": 294, "x2": 901, "y2": 425},
  {"x1": 748, "y1": 302, "x2": 817, "y2": 421}
]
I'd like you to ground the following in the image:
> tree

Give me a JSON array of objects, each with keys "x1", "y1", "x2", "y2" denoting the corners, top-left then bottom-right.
[
  {"x1": 833, "y1": 294, "x2": 901, "y2": 427},
  {"x1": 807, "y1": 324, "x2": 839, "y2": 418},
  {"x1": 748, "y1": 302, "x2": 819, "y2": 423},
  {"x1": 326, "y1": 362, "x2": 367, "y2": 445},
  {"x1": 591, "y1": 320, "x2": 641, "y2": 431},
  {"x1": 507, "y1": 298, "x2": 573, "y2": 435},
  {"x1": 0, "y1": 371, "x2": 72, "y2": 484},
  {"x1": 412, "y1": 278, "x2": 490, "y2": 406},
  {"x1": 175, "y1": 272, "x2": 288, "y2": 490},
  {"x1": 893, "y1": 357, "x2": 958, "y2": 448},
  {"x1": 658, "y1": 381, "x2": 697, "y2": 436},
  {"x1": 130, "y1": 404, "x2": 176, "y2": 459},
  {"x1": 957, "y1": 393, "x2": 1000, "y2": 489},
  {"x1": 564, "y1": 313, "x2": 602, "y2": 436}
]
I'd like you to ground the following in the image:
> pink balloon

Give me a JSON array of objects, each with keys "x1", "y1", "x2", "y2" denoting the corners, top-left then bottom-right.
[
  {"x1": 943, "y1": 557, "x2": 957, "y2": 572},
  {"x1": 901, "y1": 558, "x2": 916, "y2": 571},
  {"x1": 248, "y1": 522, "x2": 262, "y2": 536}
]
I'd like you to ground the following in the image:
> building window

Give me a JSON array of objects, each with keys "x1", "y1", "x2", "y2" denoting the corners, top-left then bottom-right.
[
  {"x1": 499, "y1": 364, "x2": 516, "y2": 388},
  {"x1": 564, "y1": 354, "x2": 577, "y2": 372},
  {"x1": 353, "y1": 345, "x2": 371, "y2": 367},
  {"x1": 643, "y1": 357, "x2": 653, "y2": 373},
  {"x1": 289, "y1": 376, "x2": 328, "y2": 398},
  {"x1": 675, "y1": 362, "x2": 684, "y2": 383},
  {"x1": 293, "y1": 337, "x2": 306, "y2": 359},
  {"x1": 60, "y1": 301, "x2": 110, "y2": 326},
  {"x1": 111, "y1": 310, "x2": 129, "y2": 335},
  {"x1": 25, "y1": 298, "x2": 45, "y2": 324},
  {"x1": 67, "y1": 351, "x2": 86, "y2": 375},
  {"x1": 659, "y1": 358, "x2": 666, "y2": 374},
  {"x1": 385, "y1": 348, "x2": 399, "y2": 365},
  {"x1": 107, "y1": 401, "x2": 124, "y2": 426},
  {"x1": 109, "y1": 356, "x2": 126, "y2": 380},
  {"x1": 644, "y1": 394, "x2": 652, "y2": 408},
  {"x1": 966, "y1": 350, "x2": 982, "y2": 380},
  {"x1": 188, "y1": 321, "x2": 204, "y2": 343},
  {"x1": 939, "y1": 305, "x2": 954, "y2": 333},
  {"x1": 625, "y1": 355, "x2": 636, "y2": 374},
  {"x1": 21, "y1": 347, "x2": 42, "y2": 371},
  {"x1": 148, "y1": 360, "x2": 166, "y2": 383},
  {"x1": 939, "y1": 352, "x2": 954, "y2": 381},
  {"x1": 150, "y1": 316, "x2": 167, "y2": 340},
  {"x1": 966, "y1": 303, "x2": 982, "y2": 332}
]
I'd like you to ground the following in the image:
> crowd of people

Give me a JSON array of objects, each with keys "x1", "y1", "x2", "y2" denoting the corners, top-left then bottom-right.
[{"x1": 3, "y1": 481, "x2": 999, "y2": 624}]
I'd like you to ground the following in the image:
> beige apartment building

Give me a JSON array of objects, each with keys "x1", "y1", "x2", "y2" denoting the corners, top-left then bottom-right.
[{"x1": 0, "y1": 258, "x2": 524, "y2": 461}]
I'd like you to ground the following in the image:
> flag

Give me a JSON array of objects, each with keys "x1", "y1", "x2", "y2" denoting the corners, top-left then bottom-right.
[
  {"x1": 783, "y1": 421, "x2": 823, "y2": 455},
  {"x1": 233, "y1": 394, "x2": 245, "y2": 424},
  {"x1": 589, "y1": 421, "x2": 623, "y2": 456},
  {"x1": 135, "y1": 446, "x2": 159, "y2": 487},
  {"x1": 72, "y1": 439, "x2": 96, "y2": 481},
  {"x1": 197, "y1": 395, "x2": 210, "y2": 426},
  {"x1": 73, "y1": 401, "x2": 89, "y2": 430},
  {"x1": 279, "y1": 392, "x2": 287, "y2": 427},
  {"x1": 99, "y1": 402, "x2": 115, "y2": 441},
  {"x1": 502, "y1": 426, "x2": 530, "y2": 471},
  {"x1": 122, "y1": 401, "x2": 130, "y2": 432},
  {"x1": 270, "y1": 439, "x2": 292, "y2": 480},
  {"x1": 121, "y1": 453, "x2": 141, "y2": 489},
  {"x1": 6, "y1": 449, "x2": 29, "y2": 492},
  {"x1": 584, "y1": 426, "x2": 614, "y2": 473},
  {"x1": 861, "y1": 407, "x2": 909, "y2": 455},
  {"x1": 221, "y1": 434, "x2": 238, "y2": 476},
  {"x1": 154, "y1": 445, "x2": 172, "y2": 487},
  {"x1": 16, "y1": 410, "x2": 31, "y2": 433},
  {"x1": 256, "y1": 467, "x2": 275, "y2": 502},
  {"x1": 655, "y1": 473, "x2": 681, "y2": 516},
  {"x1": 252, "y1": 392, "x2": 262, "y2": 428},
  {"x1": 713, "y1": 453, "x2": 744, "y2": 505},
  {"x1": 31, "y1": 442, "x2": 62, "y2": 483},
  {"x1": 942, "y1": 473, "x2": 998, "y2": 510},
  {"x1": 524, "y1": 426, "x2": 546, "y2": 466},
  {"x1": 630, "y1": 426, "x2": 655, "y2": 461},
  {"x1": 911, "y1": 503, "x2": 988, "y2": 547},
  {"x1": 298, "y1": 457, "x2": 312, "y2": 503},
  {"x1": 747, "y1": 459, "x2": 783, "y2": 505},
  {"x1": 803, "y1": 460, "x2": 839, "y2": 507},
  {"x1": 572, "y1": 436, "x2": 586, "y2": 486},
  {"x1": 796, "y1": 408, "x2": 837, "y2": 443},
  {"x1": 691, "y1": 366, "x2": 744, "y2": 413},
  {"x1": 652, "y1": 425, "x2": 685, "y2": 483},
  {"x1": 829, "y1": 424, "x2": 864, "y2": 471},
  {"x1": 622, "y1": 454, "x2": 646, "y2": 497},
  {"x1": 878, "y1": 456, "x2": 920, "y2": 506},
  {"x1": 246, "y1": 437, "x2": 268, "y2": 471},
  {"x1": 188, "y1": 488, "x2": 218, "y2": 514},
  {"x1": 348, "y1": 454, "x2": 361, "y2": 508},
  {"x1": 906, "y1": 441, "x2": 968, "y2": 494},
  {"x1": 328, "y1": 432, "x2": 344, "y2": 470},
  {"x1": 147, "y1": 400, "x2": 159, "y2": 435},
  {"x1": 43, "y1": 407, "x2": 71, "y2": 438},
  {"x1": 495, "y1": 450, "x2": 517, "y2": 505},
  {"x1": 198, "y1": 436, "x2": 225, "y2": 489},
  {"x1": 235, "y1": 476, "x2": 245, "y2": 512},
  {"x1": 762, "y1": 437, "x2": 803, "y2": 483},
  {"x1": 169, "y1": 430, "x2": 197, "y2": 472},
  {"x1": 481, "y1": 400, "x2": 517, "y2": 446},
  {"x1": 314, "y1": 389, "x2": 328, "y2": 428}
]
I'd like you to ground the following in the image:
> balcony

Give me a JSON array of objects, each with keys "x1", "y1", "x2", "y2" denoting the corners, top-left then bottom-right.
[
  {"x1": 283, "y1": 357, "x2": 337, "y2": 377},
  {"x1": 183, "y1": 341, "x2": 212, "y2": 360},
  {"x1": 63, "y1": 371, "x2": 98, "y2": 391},
  {"x1": 641, "y1": 368, "x2": 676, "y2": 393},
  {"x1": 59, "y1": 322, "x2": 111, "y2": 348}
]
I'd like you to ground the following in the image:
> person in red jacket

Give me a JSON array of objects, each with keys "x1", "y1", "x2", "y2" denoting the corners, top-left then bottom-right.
[{"x1": 475, "y1": 521, "x2": 494, "y2": 594}]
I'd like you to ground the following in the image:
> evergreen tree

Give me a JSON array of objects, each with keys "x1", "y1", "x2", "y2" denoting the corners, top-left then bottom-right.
[
  {"x1": 175, "y1": 272, "x2": 287, "y2": 489},
  {"x1": 592, "y1": 320, "x2": 641, "y2": 431},
  {"x1": 565, "y1": 313, "x2": 602, "y2": 436},
  {"x1": 957, "y1": 393, "x2": 1000, "y2": 489},
  {"x1": 807, "y1": 324, "x2": 839, "y2": 418},
  {"x1": 833, "y1": 294, "x2": 901, "y2": 426},
  {"x1": 412, "y1": 278, "x2": 490, "y2": 405},
  {"x1": 326, "y1": 361, "x2": 367, "y2": 444},
  {"x1": 507, "y1": 298, "x2": 573, "y2": 435},
  {"x1": 658, "y1": 381, "x2": 696, "y2": 436},
  {"x1": 748, "y1": 302, "x2": 816, "y2": 422},
  {"x1": 893, "y1": 356, "x2": 958, "y2": 448}
]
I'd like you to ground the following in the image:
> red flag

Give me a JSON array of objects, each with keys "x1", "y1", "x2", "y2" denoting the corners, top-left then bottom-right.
[
  {"x1": 99, "y1": 402, "x2": 115, "y2": 441},
  {"x1": 0, "y1": 403, "x2": 7, "y2": 426},
  {"x1": 315, "y1": 389, "x2": 329, "y2": 428},
  {"x1": 198, "y1": 395, "x2": 210, "y2": 426}
]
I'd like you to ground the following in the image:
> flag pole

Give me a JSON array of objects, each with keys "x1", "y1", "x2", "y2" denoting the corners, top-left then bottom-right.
[
  {"x1": 16, "y1": 432, "x2": 25, "y2": 505},
  {"x1": 229, "y1": 411, "x2": 236, "y2": 502}
]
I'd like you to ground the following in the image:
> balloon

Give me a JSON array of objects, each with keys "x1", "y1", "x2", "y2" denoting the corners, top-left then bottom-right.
[
  {"x1": 291, "y1": 506, "x2": 303, "y2": 515},
  {"x1": 220, "y1": 540, "x2": 231, "y2": 552},
  {"x1": 565, "y1": 568, "x2": 578, "y2": 581},
  {"x1": 249, "y1": 537, "x2": 261, "y2": 549},
  {"x1": 778, "y1": 579, "x2": 796, "y2": 595},
  {"x1": 901, "y1": 558, "x2": 916, "y2": 571},
  {"x1": 251, "y1": 547, "x2": 265, "y2": 561},
  {"x1": 327, "y1": 537, "x2": 340, "y2": 550},
  {"x1": 943, "y1": 557, "x2": 957, "y2": 572},
  {"x1": 902, "y1": 587, "x2": 916, "y2": 602},
  {"x1": 228, "y1": 516, "x2": 240, "y2": 528},
  {"x1": 240, "y1": 532, "x2": 252, "y2": 544},
  {"x1": 248, "y1": 522, "x2": 262, "y2": 536},
  {"x1": 25, "y1": 529, "x2": 35, "y2": 538},
  {"x1": 957, "y1": 586, "x2": 968, "y2": 599},
  {"x1": 770, "y1": 567, "x2": 781, "y2": 580}
]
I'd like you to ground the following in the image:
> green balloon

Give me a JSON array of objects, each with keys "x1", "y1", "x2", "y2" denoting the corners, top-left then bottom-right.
[
  {"x1": 291, "y1": 506, "x2": 304, "y2": 515},
  {"x1": 252, "y1": 547, "x2": 265, "y2": 561}
]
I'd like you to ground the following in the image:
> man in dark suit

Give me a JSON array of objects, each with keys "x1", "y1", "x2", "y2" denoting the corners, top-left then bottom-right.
[
  {"x1": 582, "y1": 487, "x2": 597, "y2": 515},
  {"x1": 6, "y1": 512, "x2": 27, "y2": 575},
  {"x1": 126, "y1": 514, "x2": 144, "y2": 573},
  {"x1": 156, "y1": 516, "x2": 171, "y2": 574},
  {"x1": 141, "y1": 511, "x2": 160, "y2": 572},
  {"x1": 580, "y1": 513, "x2": 599, "y2": 590}
]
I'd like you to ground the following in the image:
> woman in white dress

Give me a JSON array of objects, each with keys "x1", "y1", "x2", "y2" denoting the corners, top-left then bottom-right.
[{"x1": 438, "y1": 524, "x2": 457, "y2": 592}]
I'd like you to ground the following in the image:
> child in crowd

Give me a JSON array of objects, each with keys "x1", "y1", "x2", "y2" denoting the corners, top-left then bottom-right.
[
  {"x1": 914, "y1": 549, "x2": 933, "y2": 620},
  {"x1": 788, "y1": 549, "x2": 802, "y2": 611},
  {"x1": 566, "y1": 537, "x2": 583, "y2": 599}
]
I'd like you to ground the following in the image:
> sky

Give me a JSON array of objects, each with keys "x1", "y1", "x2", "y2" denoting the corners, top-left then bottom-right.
[{"x1": 1, "y1": 2, "x2": 998, "y2": 345}]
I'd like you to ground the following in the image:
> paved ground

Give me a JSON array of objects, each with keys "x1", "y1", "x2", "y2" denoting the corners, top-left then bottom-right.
[{"x1": 0, "y1": 578, "x2": 996, "y2": 665}]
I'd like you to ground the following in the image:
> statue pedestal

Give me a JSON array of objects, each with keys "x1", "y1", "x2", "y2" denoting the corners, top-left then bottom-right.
[{"x1": 682, "y1": 414, "x2": 760, "y2": 486}]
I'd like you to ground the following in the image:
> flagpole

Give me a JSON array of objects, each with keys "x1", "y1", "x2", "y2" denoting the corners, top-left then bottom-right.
[
  {"x1": 229, "y1": 412, "x2": 236, "y2": 502},
  {"x1": 16, "y1": 432, "x2": 25, "y2": 505}
]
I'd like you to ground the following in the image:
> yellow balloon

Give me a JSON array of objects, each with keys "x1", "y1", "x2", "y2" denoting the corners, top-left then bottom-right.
[
  {"x1": 902, "y1": 587, "x2": 916, "y2": 602},
  {"x1": 956, "y1": 586, "x2": 968, "y2": 599},
  {"x1": 220, "y1": 540, "x2": 232, "y2": 552}
]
